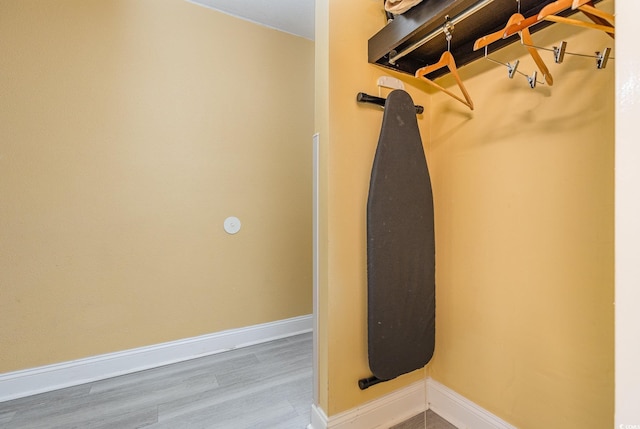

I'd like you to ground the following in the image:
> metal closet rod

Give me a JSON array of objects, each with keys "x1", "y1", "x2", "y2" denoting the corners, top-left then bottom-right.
[{"x1": 389, "y1": 0, "x2": 497, "y2": 65}]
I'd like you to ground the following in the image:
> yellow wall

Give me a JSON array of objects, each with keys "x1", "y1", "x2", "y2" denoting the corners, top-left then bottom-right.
[
  {"x1": 316, "y1": 0, "x2": 435, "y2": 415},
  {"x1": 428, "y1": 11, "x2": 614, "y2": 429},
  {"x1": 0, "y1": 0, "x2": 314, "y2": 373},
  {"x1": 318, "y1": 0, "x2": 614, "y2": 426}
]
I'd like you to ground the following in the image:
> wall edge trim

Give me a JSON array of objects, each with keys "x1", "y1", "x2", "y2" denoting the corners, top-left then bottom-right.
[
  {"x1": 0, "y1": 314, "x2": 312, "y2": 403},
  {"x1": 308, "y1": 403, "x2": 329, "y2": 429}
]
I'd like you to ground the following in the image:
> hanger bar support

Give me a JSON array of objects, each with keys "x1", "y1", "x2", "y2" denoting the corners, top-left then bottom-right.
[
  {"x1": 388, "y1": 0, "x2": 496, "y2": 65},
  {"x1": 357, "y1": 92, "x2": 425, "y2": 114}
]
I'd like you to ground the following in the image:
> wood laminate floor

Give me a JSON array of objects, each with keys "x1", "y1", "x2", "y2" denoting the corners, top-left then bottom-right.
[
  {"x1": 0, "y1": 332, "x2": 456, "y2": 429},
  {"x1": 390, "y1": 410, "x2": 457, "y2": 429},
  {"x1": 0, "y1": 333, "x2": 313, "y2": 429}
]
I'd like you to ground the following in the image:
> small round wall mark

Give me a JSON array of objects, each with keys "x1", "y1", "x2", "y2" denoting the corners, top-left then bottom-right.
[{"x1": 224, "y1": 216, "x2": 241, "y2": 234}]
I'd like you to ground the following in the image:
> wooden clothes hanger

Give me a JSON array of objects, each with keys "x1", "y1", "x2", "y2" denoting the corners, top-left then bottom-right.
[
  {"x1": 473, "y1": 13, "x2": 554, "y2": 86},
  {"x1": 473, "y1": 13, "x2": 524, "y2": 50},
  {"x1": 572, "y1": 0, "x2": 614, "y2": 23},
  {"x1": 542, "y1": 16, "x2": 615, "y2": 38},
  {"x1": 569, "y1": 2, "x2": 614, "y2": 40},
  {"x1": 504, "y1": 0, "x2": 614, "y2": 39},
  {"x1": 567, "y1": 0, "x2": 615, "y2": 39},
  {"x1": 540, "y1": 0, "x2": 613, "y2": 21},
  {"x1": 572, "y1": 0, "x2": 615, "y2": 35},
  {"x1": 415, "y1": 51, "x2": 474, "y2": 110},
  {"x1": 519, "y1": 26, "x2": 554, "y2": 85},
  {"x1": 502, "y1": 14, "x2": 539, "y2": 37}
]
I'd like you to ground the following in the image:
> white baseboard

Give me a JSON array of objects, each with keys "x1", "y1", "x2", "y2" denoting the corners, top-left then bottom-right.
[
  {"x1": 308, "y1": 379, "x2": 428, "y2": 429},
  {"x1": 0, "y1": 314, "x2": 312, "y2": 403},
  {"x1": 426, "y1": 379, "x2": 517, "y2": 429},
  {"x1": 307, "y1": 377, "x2": 518, "y2": 429}
]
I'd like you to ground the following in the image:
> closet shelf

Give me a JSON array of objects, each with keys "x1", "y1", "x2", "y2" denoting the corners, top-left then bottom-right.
[{"x1": 368, "y1": 0, "x2": 602, "y2": 79}]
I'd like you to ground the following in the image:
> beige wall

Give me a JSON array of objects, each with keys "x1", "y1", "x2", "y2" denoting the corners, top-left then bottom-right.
[
  {"x1": 428, "y1": 9, "x2": 614, "y2": 428},
  {"x1": 315, "y1": 0, "x2": 434, "y2": 415},
  {"x1": 317, "y1": 0, "x2": 614, "y2": 426},
  {"x1": 0, "y1": 0, "x2": 314, "y2": 373}
]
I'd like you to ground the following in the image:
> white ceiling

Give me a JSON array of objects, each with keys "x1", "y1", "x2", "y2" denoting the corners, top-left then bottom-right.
[{"x1": 187, "y1": 0, "x2": 315, "y2": 40}]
